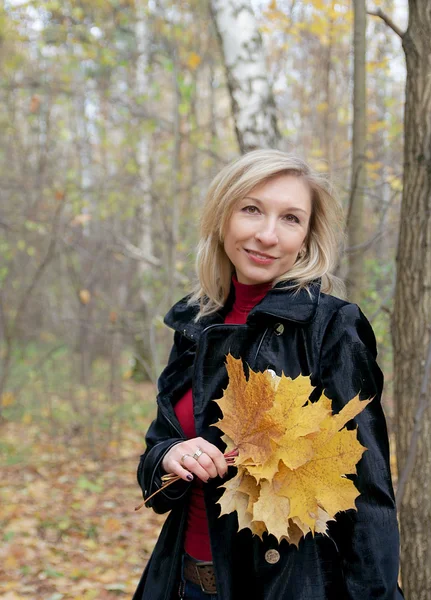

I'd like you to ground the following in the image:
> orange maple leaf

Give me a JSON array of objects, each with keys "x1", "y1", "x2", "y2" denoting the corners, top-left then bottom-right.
[{"x1": 213, "y1": 355, "x2": 284, "y2": 464}]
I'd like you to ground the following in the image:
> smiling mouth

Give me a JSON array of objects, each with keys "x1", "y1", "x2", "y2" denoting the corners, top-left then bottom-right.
[{"x1": 245, "y1": 249, "x2": 277, "y2": 259}]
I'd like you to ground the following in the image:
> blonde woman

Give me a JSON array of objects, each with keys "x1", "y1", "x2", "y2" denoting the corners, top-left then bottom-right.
[{"x1": 133, "y1": 150, "x2": 403, "y2": 600}]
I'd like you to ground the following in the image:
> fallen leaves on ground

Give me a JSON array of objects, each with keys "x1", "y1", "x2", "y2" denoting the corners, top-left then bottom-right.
[{"x1": 0, "y1": 386, "x2": 165, "y2": 599}]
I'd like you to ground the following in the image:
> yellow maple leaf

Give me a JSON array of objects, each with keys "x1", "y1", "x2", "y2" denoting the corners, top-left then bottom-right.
[
  {"x1": 218, "y1": 467, "x2": 262, "y2": 534},
  {"x1": 268, "y1": 375, "x2": 331, "y2": 470},
  {"x1": 215, "y1": 356, "x2": 372, "y2": 544},
  {"x1": 245, "y1": 441, "x2": 283, "y2": 483},
  {"x1": 273, "y1": 397, "x2": 371, "y2": 532},
  {"x1": 252, "y1": 480, "x2": 291, "y2": 541}
]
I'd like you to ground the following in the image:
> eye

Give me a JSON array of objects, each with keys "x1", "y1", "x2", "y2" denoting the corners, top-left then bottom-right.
[
  {"x1": 242, "y1": 205, "x2": 260, "y2": 215},
  {"x1": 283, "y1": 214, "x2": 300, "y2": 223}
]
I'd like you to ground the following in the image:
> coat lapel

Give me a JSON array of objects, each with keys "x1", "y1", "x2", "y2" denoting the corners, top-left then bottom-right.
[{"x1": 164, "y1": 279, "x2": 322, "y2": 341}]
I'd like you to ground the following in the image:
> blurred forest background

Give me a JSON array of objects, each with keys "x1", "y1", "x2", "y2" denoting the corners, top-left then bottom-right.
[{"x1": 1, "y1": 0, "x2": 430, "y2": 599}]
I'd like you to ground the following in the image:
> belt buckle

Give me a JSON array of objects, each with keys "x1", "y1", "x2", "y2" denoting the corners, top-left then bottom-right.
[{"x1": 194, "y1": 561, "x2": 214, "y2": 595}]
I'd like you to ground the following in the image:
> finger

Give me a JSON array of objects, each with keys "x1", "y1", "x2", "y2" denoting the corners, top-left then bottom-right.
[
  {"x1": 180, "y1": 454, "x2": 213, "y2": 482},
  {"x1": 168, "y1": 459, "x2": 195, "y2": 483},
  {"x1": 161, "y1": 443, "x2": 190, "y2": 474},
  {"x1": 195, "y1": 452, "x2": 218, "y2": 479},
  {"x1": 194, "y1": 439, "x2": 228, "y2": 478}
]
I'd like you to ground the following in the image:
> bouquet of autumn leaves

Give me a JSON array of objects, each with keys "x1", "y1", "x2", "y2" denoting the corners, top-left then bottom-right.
[{"x1": 214, "y1": 354, "x2": 372, "y2": 546}]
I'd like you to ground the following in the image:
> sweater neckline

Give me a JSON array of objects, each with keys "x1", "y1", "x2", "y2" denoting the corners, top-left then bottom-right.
[{"x1": 231, "y1": 274, "x2": 273, "y2": 314}]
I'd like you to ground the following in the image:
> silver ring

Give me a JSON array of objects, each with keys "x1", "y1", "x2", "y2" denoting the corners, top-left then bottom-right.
[
  {"x1": 180, "y1": 453, "x2": 192, "y2": 466},
  {"x1": 192, "y1": 448, "x2": 204, "y2": 460}
]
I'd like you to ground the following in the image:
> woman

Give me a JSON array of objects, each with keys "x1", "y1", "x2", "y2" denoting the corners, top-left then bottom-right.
[{"x1": 133, "y1": 150, "x2": 403, "y2": 600}]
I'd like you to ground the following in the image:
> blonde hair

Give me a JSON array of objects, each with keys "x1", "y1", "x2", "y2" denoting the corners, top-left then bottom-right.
[{"x1": 188, "y1": 149, "x2": 344, "y2": 320}]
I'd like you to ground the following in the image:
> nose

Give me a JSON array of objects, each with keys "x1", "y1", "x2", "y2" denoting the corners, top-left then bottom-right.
[{"x1": 255, "y1": 220, "x2": 278, "y2": 245}]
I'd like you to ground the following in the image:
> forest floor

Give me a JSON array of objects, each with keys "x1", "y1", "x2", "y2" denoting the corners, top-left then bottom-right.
[
  {"x1": 0, "y1": 382, "x2": 166, "y2": 600},
  {"x1": 0, "y1": 380, "x2": 398, "y2": 600}
]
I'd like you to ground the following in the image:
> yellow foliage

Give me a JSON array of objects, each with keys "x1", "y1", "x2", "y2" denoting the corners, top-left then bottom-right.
[
  {"x1": 369, "y1": 121, "x2": 386, "y2": 134},
  {"x1": 215, "y1": 355, "x2": 372, "y2": 544},
  {"x1": 389, "y1": 177, "x2": 403, "y2": 193},
  {"x1": 316, "y1": 101, "x2": 329, "y2": 113},
  {"x1": 79, "y1": 289, "x2": 91, "y2": 305},
  {"x1": 1, "y1": 392, "x2": 15, "y2": 407},
  {"x1": 22, "y1": 413, "x2": 32, "y2": 425},
  {"x1": 187, "y1": 52, "x2": 201, "y2": 71}
]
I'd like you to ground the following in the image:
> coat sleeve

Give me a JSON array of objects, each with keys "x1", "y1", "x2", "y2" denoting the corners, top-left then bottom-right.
[
  {"x1": 136, "y1": 331, "x2": 191, "y2": 515},
  {"x1": 319, "y1": 303, "x2": 403, "y2": 600}
]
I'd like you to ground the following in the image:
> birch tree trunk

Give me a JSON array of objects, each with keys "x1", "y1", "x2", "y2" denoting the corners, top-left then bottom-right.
[
  {"x1": 209, "y1": 0, "x2": 280, "y2": 153},
  {"x1": 392, "y1": 4, "x2": 431, "y2": 597},
  {"x1": 347, "y1": 0, "x2": 366, "y2": 304},
  {"x1": 132, "y1": 0, "x2": 156, "y2": 382}
]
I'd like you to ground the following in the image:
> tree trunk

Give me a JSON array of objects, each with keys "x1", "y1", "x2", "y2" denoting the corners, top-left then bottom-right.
[
  {"x1": 131, "y1": 0, "x2": 155, "y2": 382},
  {"x1": 209, "y1": 0, "x2": 280, "y2": 153},
  {"x1": 166, "y1": 51, "x2": 181, "y2": 310},
  {"x1": 347, "y1": 0, "x2": 367, "y2": 304},
  {"x1": 393, "y1": 3, "x2": 431, "y2": 598}
]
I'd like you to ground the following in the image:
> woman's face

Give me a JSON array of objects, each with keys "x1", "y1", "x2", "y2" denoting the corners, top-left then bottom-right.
[{"x1": 223, "y1": 174, "x2": 312, "y2": 285}]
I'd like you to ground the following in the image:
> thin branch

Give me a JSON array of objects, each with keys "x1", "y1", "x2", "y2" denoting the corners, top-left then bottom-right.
[
  {"x1": 344, "y1": 214, "x2": 398, "y2": 255},
  {"x1": 9, "y1": 344, "x2": 66, "y2": 398},
  {"x1": 396, "y1": 327, "x2": 431, "y2": 505},
  {"x1": 113, "y1": 235, "x2": 161, "y2": 267},
  {"x1": 0, "y1": 220, "x2": 12, "y2": 231},
  {"x1": 369, "y1": 279, "x2": 396, "y2": 323},
  {"x1": 367, "y1": 9, "x2": 404, "y2": 39},
  {"x1": 344, "y1": 225, "x2": 389, "y2": 254},
  {"x1": 10, "y1": 200, "x2": 64, "y2": 336},
  {"x1": 345, "y1": 160, "x2": 363, "y2": 232},
  {"x1": 0, "y1": 199, "x2": 65, "y2": 402}
]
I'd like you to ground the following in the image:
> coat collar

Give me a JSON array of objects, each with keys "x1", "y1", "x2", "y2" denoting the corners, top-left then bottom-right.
[{"x1": 164, "y1": 279, "x2": 321, "y2": 342}]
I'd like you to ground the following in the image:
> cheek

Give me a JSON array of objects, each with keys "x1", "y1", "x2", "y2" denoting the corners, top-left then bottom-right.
[
  {"x1": 279, "y1": 230, "x2": 306, "y2": 253},
  {"x1": 223, "y1": 228, "x2": 238, "y2": 259},
  {"x1": 225, "y1": 216, "x2": 251, "y2": 243}
]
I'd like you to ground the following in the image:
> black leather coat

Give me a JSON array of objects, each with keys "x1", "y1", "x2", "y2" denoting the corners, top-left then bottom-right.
[{"x1": 132, "y1": 280, "x2": 403, "y2": 600}]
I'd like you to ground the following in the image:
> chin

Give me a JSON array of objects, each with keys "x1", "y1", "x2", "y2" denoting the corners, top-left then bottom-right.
[{"x1": 241, "y1": 272, "x2": 274, "y2": 285}]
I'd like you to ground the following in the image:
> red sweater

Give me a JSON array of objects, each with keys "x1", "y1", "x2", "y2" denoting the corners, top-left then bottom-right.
[{"x1": 174, "y1": 275, "x2": 272, "y2": 560}]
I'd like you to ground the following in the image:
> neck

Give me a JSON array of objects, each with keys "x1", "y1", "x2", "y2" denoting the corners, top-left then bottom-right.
[{"x1": 231, "y1": 274, "x2": 272, "y2": 314}]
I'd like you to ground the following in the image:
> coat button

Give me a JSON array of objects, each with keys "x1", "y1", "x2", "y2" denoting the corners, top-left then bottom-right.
[
  {"x1": 274, "y1": 323, "x2": 284, "y2": 336},
  {"x1": 264, "y1": 549, "x2": 280, "y2": 564}
]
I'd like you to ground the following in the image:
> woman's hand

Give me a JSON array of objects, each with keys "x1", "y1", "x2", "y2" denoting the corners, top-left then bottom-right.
[{"x1": 162, "y1": 437, "x2": 228, "y2": 483}]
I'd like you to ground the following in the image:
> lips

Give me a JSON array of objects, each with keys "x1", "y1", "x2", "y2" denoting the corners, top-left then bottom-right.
[{"x1": 245, "y1": 249, "x2": 277, "y2": 259}]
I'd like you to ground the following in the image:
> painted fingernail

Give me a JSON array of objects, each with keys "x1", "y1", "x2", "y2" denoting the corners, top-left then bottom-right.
[{"x1": 186, "y1": 474, "x2": 193, "y2": 481}]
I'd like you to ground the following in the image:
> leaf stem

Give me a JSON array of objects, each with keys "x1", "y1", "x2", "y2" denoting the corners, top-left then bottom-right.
[{"x1": 135, "y1": 449, "x2": 240, "y2": 511}]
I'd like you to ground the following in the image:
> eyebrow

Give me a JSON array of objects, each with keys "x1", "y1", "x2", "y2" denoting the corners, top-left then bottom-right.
[{"x1": 243, "y1": 196, "x2": 309, "y2": 216}]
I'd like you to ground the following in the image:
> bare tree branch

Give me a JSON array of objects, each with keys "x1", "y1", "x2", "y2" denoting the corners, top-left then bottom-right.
[
  {"x1": 0, "y1": 220, "x2": 12, "y2": 230},
  {"x1": 344, "y1": 221, "x2": 397, "y2": 254},
  {"x1": 396, "y1": 327, "x2": 431, "y2": 505},
  {"x1": 114, "y1": 235, "x2": 161, "y2": 267},
  {"x1": 367, "y1": 8, "x2": 404, "y2": 39},
  {"x1": 11, "y1": 201, "x2": 65, "y2": 332},
  {"x1": 0, "y1": 198, "x2": 66, "y2": 404},
  {"x1": 369, "y1": 279, "x2": 396, "y2": 323}
]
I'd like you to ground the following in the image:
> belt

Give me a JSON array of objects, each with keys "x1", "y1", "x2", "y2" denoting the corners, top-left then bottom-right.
[{"x1": 183, "y1": 554, "x2": 217, "y2": 594}]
